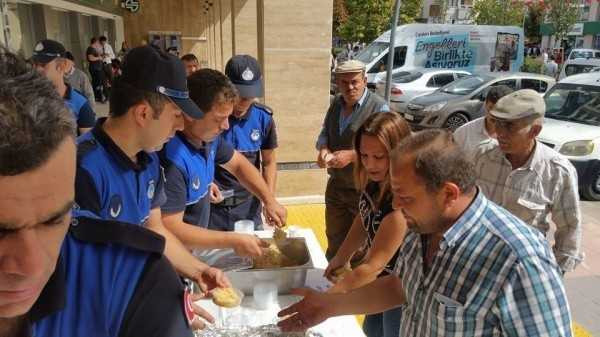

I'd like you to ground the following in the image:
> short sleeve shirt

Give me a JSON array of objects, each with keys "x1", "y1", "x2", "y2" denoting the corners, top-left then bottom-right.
[{"x1": 160, "y1": 132, "x2": 234, "y2": 227}]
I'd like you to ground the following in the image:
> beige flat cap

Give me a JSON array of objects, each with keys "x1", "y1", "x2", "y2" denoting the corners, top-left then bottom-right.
[
  {"x1": 334, "y1": 59, "x2": 366, "y2": 74},
  {"x1": 490, "y1": 89, "x2": 546, "y2": 120}
]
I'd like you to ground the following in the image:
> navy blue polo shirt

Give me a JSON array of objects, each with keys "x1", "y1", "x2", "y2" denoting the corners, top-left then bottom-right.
[
  {"x1": 64, "y1": 84, "x2": 96, "y2": 130},
  {"x1": 214, "y1": 103, "x2": 277, "y2": 199},
  {"x1": 160, "y1": 132, "x2": 234, "y2": 227},
  {"x1": 74, "y1": 118, "x2": 166, "y2": 226},
  {"x1": 28, "y1": 217, "x2": 193, "y2": 337}
]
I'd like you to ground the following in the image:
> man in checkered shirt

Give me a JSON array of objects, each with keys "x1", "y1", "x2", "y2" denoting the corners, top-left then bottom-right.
[
  {"x1": 278, "y1": 129, "x2": 572, "y2": 337},
  {"x1": 473, "y1": 89, "x2": 583, "y2": 274}
]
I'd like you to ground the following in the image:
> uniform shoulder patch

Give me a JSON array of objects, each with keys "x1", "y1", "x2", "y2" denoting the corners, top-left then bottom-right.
[{"x1": 252, "y1": 102, "x2": 273, "y2": 115}]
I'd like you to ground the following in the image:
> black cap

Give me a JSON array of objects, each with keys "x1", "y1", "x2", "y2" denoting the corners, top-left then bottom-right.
[
  {"x1": 31, "y1": 39, "x2": 66, "y2": 64},
  {"x1": 120, "y1": 46, "x2": 204, "y2": 119},
  {"x1": 225, "y1": 55, "x2": 263, "y2": 98}
]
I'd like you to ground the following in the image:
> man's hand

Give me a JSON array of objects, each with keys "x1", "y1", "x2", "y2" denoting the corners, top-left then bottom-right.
[
  {"x1": 209, "y1": 183, "x2": 223, "y2": 204},
  {"x1": 317, "y1": 148, "x2": 331, "y2": 169},
  {"x1": 190, "y1": 293, "x2": 215, "y2": 330},
  {"x1": 194, "y1": 267, "x2": 231, "y2": 295},
  {"x1": 323, "y1": 255, "x2": 350, "y2": 284},
  {"x1": 277, "y1": 288, "x2": 333, "y2": 332},
  {"x1": 327, "y1": 150, "x2": 355, "y2": 169},
  {"x1": 263, "y1": 200, "x2": 288, "y2": 228},
  {"x1": 232, "y1": 233, "x2": 270, "y2": 257}
]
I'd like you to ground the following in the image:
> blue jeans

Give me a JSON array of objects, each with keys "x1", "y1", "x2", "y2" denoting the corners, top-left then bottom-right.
[{"x1": 362, "y1": 306, "x2": 402, "y2": 337}]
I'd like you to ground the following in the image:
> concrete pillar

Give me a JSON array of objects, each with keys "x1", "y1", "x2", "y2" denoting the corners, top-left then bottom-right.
[
  {"x1": 262, "y1": 0, "x2": 333, "y2": 164},
  {"x1": 233, "y1": 0, "x2": 258, "y2": 58},
  {"x1": 220, "y1": 0, "x2": 234, "y2": 64}
]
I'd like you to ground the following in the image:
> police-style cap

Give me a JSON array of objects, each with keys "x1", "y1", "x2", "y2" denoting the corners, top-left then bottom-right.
[
  {"x1": 225, "y1": 55, "x2": 263, "y2": 98},
  {"x1": 490, "y1": 89, "x2": 545, "y2": 120},
  {"x1": 31, "y1": 39, "x2": 66, "y2": 64},
  {"x1": 120, "y1": 46, "x2": 204, "y2": 118},
  {"x1": 334, "y1": 60, "x2": 366, "y2": 74}
]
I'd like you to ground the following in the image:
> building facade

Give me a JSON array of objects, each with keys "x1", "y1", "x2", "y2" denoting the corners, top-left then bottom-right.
[{"x1": 541, "y1": 0, "x2": 600, "y2": 50}]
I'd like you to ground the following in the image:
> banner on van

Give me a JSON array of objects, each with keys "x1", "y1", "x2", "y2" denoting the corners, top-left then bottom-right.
[{"x1": 415, "y1": 33, "x2": 477, "y2": 70}]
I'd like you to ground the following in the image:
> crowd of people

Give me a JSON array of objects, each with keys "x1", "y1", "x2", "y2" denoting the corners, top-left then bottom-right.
[{"x1": 0, "y1": 35, "x2": 583, "y2": 337}]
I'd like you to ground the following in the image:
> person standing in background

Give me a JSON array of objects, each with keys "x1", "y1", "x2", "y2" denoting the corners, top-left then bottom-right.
[
  {"x1": 64, "y1": 51, "x2": 95, "y2": 110},
  {"x1": 86, "y1": 37, "x2": 105, "y2": 103}
]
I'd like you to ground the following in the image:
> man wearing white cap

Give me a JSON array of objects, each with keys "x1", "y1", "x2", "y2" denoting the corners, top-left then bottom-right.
[
  {"x1": 473, "y1": 89, "x2": 583, "y2": 274},
  {"x1": 316, "y1": 59, "x2": 389, "y2": 260}
]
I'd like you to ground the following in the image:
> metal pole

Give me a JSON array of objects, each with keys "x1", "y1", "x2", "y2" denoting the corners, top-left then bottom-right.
[{"x1": 384, "y1": 0, "x2": 402, "y2": 104}]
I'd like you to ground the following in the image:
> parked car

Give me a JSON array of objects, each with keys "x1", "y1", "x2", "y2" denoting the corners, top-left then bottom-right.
[
  {"x1": 558, "y1": 57, "x2": 600, "y2": 80},
  {"x1": 567, "y1": 48, "x2": 600, "y2": 60},
  {"x1": 374, "y1": 69, "x2": 470, "y2": 112},
  {"x1": 403, "y1": 72, "x2": 555, "y2": 130},
  {"x1": 538, "y1": 72, "x2": 600, "y2": 200}
]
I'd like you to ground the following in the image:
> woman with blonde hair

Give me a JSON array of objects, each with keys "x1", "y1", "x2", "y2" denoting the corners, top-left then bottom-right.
[{"x1": 324, "y1": 112, "x2": 410, "y2": 337}]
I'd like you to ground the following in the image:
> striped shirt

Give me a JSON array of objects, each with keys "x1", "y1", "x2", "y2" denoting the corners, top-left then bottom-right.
[
  {"x1": 393, "y1": 190, "x2": 572, "y2": 337},
  {"x1": 473, "y1": 140, "x2": 583, "y2": 272}
]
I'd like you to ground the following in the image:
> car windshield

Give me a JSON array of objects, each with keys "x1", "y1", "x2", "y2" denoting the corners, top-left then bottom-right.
[
  {"x1": 545, "y1": 83, "x2": 600, "y2": 126},
  {"x1": 440, "y1": 75, "x2": 492, "y2": 95},
  {"x1": 564, "y1": 64, "x2": 599, "y2": 77},
  {"x1": 355, "y1": 42, "x2": 388, "y2": 64},
  {"x1": 392, "y1": 71, "x2": 422, "y2": 83},
  {"x1": 570, "y1": 51, "x2": 599, "y2": 59}
]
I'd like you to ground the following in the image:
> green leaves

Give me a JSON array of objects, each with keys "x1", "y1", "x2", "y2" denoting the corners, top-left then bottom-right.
[
  {"x1": 544, "y1": 0, "x2": 579, "y2": 47},
  {"x1": 469, "y1": 0, "x2": 526, "y2": 26},
  {"x1": 334, "y1": 0, "x2": 424, "y2": 43}
]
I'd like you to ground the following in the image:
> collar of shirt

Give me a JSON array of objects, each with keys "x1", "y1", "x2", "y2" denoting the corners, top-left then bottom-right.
[
  {"x1": 91, "y1": 118, "x2": 153, "y2": 172},
  {"x1": 230, "y1": 104, "x2": 255, "y2": 122},
  {"x1": 63, "y1": 84, "x2": 73, "y2": 100},
  {"x1": 490, "y1": 140, "x2": 543, "y2": 174},
  {"x1": 175, "y1": 131, "x2": 212, "y2": 157},
  {"x1": 440, "y1": 188, "x2": 487, "y2": 250},
  {"x1": 27, "y1": 255, "x2": 66, "y2": 324}
]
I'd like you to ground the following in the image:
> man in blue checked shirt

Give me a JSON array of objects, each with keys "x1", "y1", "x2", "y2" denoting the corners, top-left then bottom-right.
[{"x1": 279, "y1": 129, "x2": 572, "y2": 337}]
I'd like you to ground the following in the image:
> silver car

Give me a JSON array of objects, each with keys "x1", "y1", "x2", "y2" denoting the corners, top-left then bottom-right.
[
  {"x1": 374, "y1": 69, "x2": 471, "y2": 113},
  {"x1": 402, "y1": 72, "x2": 556, "y2": 130}
]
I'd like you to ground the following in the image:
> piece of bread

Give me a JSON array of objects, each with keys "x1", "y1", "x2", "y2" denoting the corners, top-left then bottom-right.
[
  {"x1": 212, "y1": 287, "x2": 242, "y2": 308},
  {"x1": 253, "y1": 243, "x2": 295, "y2": 269}
]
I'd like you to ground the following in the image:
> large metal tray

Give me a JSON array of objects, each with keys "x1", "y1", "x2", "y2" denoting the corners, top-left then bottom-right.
[{"x1": 203, "y1": 237, "x2": 315, "y2": 295}]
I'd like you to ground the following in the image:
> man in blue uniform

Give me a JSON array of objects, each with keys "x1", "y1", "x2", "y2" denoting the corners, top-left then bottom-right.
[
  {"x1": 160, "y1": 68, "x2": 287, "y2": 243},
  {"x1": 0, "y1": 48, "x2": 204, "y2": 337},
  {"x1": 31, "y1": 39, "x2": 96, "y2": 135},
  {"x1": 208, "y1": 55, "x2": 278, "y2": 231},
  {"x1": 74, "y1": 46, "x2": 228, "y2": 294}
]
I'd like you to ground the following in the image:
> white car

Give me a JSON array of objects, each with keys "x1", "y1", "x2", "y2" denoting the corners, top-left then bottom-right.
[
  {"x1": 538, "y1": 72, "x2": 600, "y2": 200},
  {"x1": 375, "y1": 69, "x2": 471, "y2": 112}
]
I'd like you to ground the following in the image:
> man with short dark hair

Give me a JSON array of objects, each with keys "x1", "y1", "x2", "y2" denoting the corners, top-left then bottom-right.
[
  {"x1": 209, "y1": 55, "x2": 279, "y2": 231},
  {"x1": 31, "y1": 39, "x2": 96, "y2": 135},
  {"x1": 181, "y1": 53, "x2": 200, "y2": 76},
  {"x1": 278, "y1": 129, "x2": 572, "y2": 337},
  {"x1": 86, "y1": 37, "x2": 104, "y2": 102},
  {"x1": 160, "y1": 68, "x2": 286, "y2": 249},
  {"x1": 473, "y1": 89, "x2": 583, "y2": 273},
  {"x1": 0, "y1": 47, "x2": 199, "y2": 337},
  {"x1": 316, "y1": 59, "x2": 389, "y2": 260},
  {"x1": 75, "y1": 46, "x2": 229, "y2": 293},
  {"x1": 453, "y1": 85, "x2": 513, "y2": 161}
]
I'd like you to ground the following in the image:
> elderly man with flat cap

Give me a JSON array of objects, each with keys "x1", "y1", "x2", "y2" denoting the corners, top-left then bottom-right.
[
  {"x1": 473, "y1": 89, "x2": 583, "y2": 274},
  {"x1": 316, "y1": 59, "x2": 389, "y2": 260}
]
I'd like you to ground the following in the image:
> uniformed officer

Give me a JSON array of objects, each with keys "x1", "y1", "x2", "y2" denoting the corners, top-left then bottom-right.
[
  {"x1": 316, "y1": 60, "x2": 389, "y2": 260},
  {"x1": 160, "y1": 68, "x2": 287, "y2": 239},
  {"x1": 74, "y1": 46, "x2": 228, "y2": 294},
  {"x1": 0, "y1": 48, "x2": 204, "y2": 337},
  {"x1": 31, "y1": 39, "x2": 96, "y2": 135},
  {"x1": 208, "y1": 55, "x2": 278, "y2": 231}
]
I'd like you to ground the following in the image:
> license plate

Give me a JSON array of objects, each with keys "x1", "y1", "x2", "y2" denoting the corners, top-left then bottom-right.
[{"x1": 404, "y1": 113, "x2": 414, "y2": 121}]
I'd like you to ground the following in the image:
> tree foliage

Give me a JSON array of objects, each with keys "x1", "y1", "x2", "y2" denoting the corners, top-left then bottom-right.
[
  {"x1": 335, "y1": 0, "x2": 424, "y2": 43},
  {"x1": 544, "y1": 0, "x2": 579, "y2": 48},
  {"x1": 470, "y1": 0, "x2": 526, "y2": 26}
]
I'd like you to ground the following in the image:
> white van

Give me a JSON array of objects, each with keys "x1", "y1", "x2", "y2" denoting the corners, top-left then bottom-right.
[
  {"x1": 354, "y1": 24, "x2": 525, "y2": 88},
  {"x1": 538, "y1": 72, "x2": 600, "y2": 200}
]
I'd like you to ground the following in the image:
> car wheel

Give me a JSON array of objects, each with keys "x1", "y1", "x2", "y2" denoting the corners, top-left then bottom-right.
[
  {"x1": 581, "y1": 165, "x2": 600, "y2": 201},
  {"x1": 443, "y1": 112, "x2": 469, "y2": 131}
]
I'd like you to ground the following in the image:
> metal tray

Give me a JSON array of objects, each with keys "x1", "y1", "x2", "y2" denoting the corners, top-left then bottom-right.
[{"x1": 203, "y1": 237, "x2": 315, "y2": 295}]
